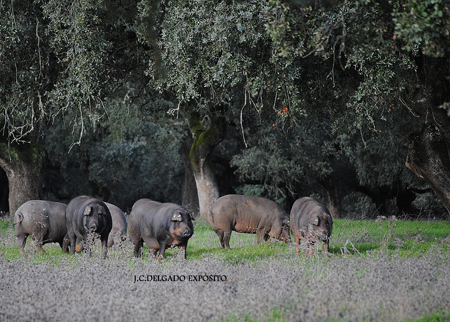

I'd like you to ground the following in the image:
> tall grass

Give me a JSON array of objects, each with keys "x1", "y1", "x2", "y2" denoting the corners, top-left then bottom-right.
[{"x1": 1, "y1": 217, "x2": 449, "y2": 321}]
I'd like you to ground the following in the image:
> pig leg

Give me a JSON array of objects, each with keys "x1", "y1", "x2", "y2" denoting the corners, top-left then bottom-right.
[
  {"x1": 293, "y1": 231, "x2": 301, "y2": 255},
  {"x1": 133, "y1": 239, "x2": 143, "y2": 258},
  {"x1": 17, "y1": 234, "x2": 28, "y2": 255},
  {"x1": 35, "y1": 241, "x2": 46, "y2": 254},
  {"x1": 213, "y1": 229, "x2": 224, "y2": 248},
  {"x1": 178, "y1": 244, "x2": 187, "y2": 260},
  {"x1": 75, "y1": 237, "x2": 85, "y2": 254},
  {"x1": 295, "y1": 238, "x2": 301, "y2": 255},
  {"x1": 256, "y1": 216, "x2": 270, "y2": 243},
  {"x1": 256, "y1": 229, "x2": 265, "y2": 244},
  {"x1": 142, "y1": 236, "x2": 159, "y2": 260},
  {"x1": 107, "y1": 234, "x2": 114, "y2": 248},
  {"x1": 223, "y1": 231, "x2": 232, "y2": 249},
  {"x1": 157, "y1": 242, "x2": 167, "y2": 262},
  {"x1": 68, "y1": 232, "x2": 77, "y2": 256},
  {"x1": 150, "y1": 248, "x2": 158, "y2": 259},
  {"x1": 32, "y1": 233, "x2": 46, "y2": 254},
  {"x1": 61, "y1": 234, "x2": 70, "y2": 254},
  {"x1": 323, "y1": 241, "x2": 330, "y2": 257},
  {"x1": 100, "y1": 234, "x2": 108, "y2": 259}
]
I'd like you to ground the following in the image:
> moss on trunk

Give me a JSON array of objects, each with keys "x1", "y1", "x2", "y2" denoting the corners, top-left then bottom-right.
[{"x1": 188, "y1": 112, "x2": 225, "y2": 219}]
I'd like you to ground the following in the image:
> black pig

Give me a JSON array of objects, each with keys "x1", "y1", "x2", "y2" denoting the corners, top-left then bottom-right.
[
  {"x1": 128, "y1": 199, "x2": 194, "y2": 261},
  {"x1": 14, "y1": 200, "x2": 69, "y2": 255},
  {"x1": 208, "y1": 194, "x2": 291, "y2": 249},
  {"x1": 290, "y1": 197, "x2": 333, "y2": 256},
  {"x1": 65, "y1": 196, "x2": 112, "y2": 259}
]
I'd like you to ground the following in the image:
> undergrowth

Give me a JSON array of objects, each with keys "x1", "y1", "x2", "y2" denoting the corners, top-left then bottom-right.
[{"x1": 1, "y1": 217, "x2": 449, "y2": 321}]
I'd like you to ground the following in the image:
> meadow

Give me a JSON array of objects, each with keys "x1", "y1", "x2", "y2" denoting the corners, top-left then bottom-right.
[{"x1": 1, "y1": 217, "x2": 450, "y2": 322}]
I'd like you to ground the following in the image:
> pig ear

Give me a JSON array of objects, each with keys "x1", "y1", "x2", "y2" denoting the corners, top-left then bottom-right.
[
  {"x1": 311, "y1": 215, "x2": 319, "y2": 226},
  {"x1": 188, "y1": 211, "x2": 195, "y2": 221},
  {"x1": 83, "y1": 206, "x2": 91, "y2": 216},
  {"x1": 97, "y1": 205, "x2": 106, "y2": 215},
  {"x1": 171, "y1": 213, "x2": 182, "y2": 222}
]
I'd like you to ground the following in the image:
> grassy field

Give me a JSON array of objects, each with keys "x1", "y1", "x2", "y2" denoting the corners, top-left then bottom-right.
[{"x1": 1, "y1": 217, "x2": 450, "y2": 321}]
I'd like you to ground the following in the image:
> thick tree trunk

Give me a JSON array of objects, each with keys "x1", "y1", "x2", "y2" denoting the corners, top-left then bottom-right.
[
  {"x1": 319, "y1": 178, "x2": 341, "y2": 219},
  {"x1": 404, "y1": 57, "x2": 450, "y2": 217},
  {"x1": 179, "y1": 133, "x2": 199, "y2": 217},
  {"x1": 189, "y1": 113, "x2": 225, "y2": 219},
  {"x1": 405, "y1": 124, "x2": 450, "y2": 214},
  {"x1": 0, "y1": 139, "x2": 47, "y2": 219}
]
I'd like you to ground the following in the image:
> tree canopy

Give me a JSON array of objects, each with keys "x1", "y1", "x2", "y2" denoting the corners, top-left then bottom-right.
[{"x1": 1, "y1": 0, "x2": 449, "y2": 218}]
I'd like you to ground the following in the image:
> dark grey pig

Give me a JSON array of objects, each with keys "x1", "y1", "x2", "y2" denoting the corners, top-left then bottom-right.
[
  {"x1": 105, "y1": 202, "x2": 127, "y2": 248},
  {"x1": 207, "y1": 194, "x2": 291, "y2": 249},
  {"x1": 128, "y1": 199, "x2": 194, "y2": 261},
  {"x1": 65, "y1": 196, "x2": 112, "y2": 259},
  {"x1": 14, "y1": 200, "x2": 69, "y2": 255},
  {"x1": 290, "y1": 197, "x2": 333, "y2": 256}
]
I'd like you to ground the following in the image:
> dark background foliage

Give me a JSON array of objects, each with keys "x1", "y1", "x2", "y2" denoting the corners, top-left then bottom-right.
[{"x1": 0, "y1": 0, "x2": 449, "y2": 218}]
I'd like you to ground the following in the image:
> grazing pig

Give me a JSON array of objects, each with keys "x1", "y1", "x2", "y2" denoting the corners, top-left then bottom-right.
[
  {"x1": 105, "y1": 202, "x2": 128, "y2": 248},
  {"x1": 14, "y1": 200, "x2": 69, "y2": 255},
  {"x1": 65, "y1": 196, "x2": 112, "y2": 259},
  {"x1": 290, "y1": 197, "x2": 333, "y2": 256},
  {"x1": 128, "y1": 199, "x2": 194, "y2": 261},
  {"x1": 207, "y1": 194, "x2": 291, "y2": 249}
]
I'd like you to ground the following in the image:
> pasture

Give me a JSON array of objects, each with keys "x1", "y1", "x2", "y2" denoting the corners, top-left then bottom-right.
[{"x1": 1, "y1": 217, "x2": 450, "y2": 321}]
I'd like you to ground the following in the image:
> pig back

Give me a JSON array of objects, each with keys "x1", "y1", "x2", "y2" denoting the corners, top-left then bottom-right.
[
  {"x1": 15, "y1": 200, "x2": 67, "y2": 242},
  {"x1": 43, "y1": 201, "x2": 68, "y2": 241},
  {"x1": 105, "y1": 202, "x2": 127, "y2": 233},
  {"x1": 128, "y1": 199, "x2": 162, "y2": 236},
  {"x1": 209, "y1": 195, "x2": 285, "y2": 232},
  {"x1": 290, "y1": 197, "x2": 333, "y2": 235},
  {"x1": 129, "y1": 199, "x2": 193, "y2": 241}
]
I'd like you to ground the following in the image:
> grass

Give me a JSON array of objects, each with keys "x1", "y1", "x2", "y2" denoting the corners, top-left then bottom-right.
[
  {"x1": 2, "y1": 217, "x2": 449, "y2": 262},
  {"x1": 1, "y1": 216, "x2": 450, "y2": 322},
  {"x1": 404, "y1": 313, "x2": 450, "y2": 322},
  {"x1": 330, "y1": 219, "x2": 450, "y2": 257},
  {"x1": 0, "y1": 218, "x2": 11, "y2": 235},
  {"x1": 185, "y1": 218, "x2": 450, "y2": 262}
]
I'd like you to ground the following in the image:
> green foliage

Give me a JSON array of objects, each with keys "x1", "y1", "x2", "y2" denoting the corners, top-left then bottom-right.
[
  {"x1": 392, "y1": 0, "x2": 450, "y2": 57},
  {"x1": 0, "y1": 0, "x2": 48, "y2": 142},
  {"x1": 44, "y1": 96, "x2": 184, "y2": 208},
  {"x1": 0, "y1": 0, "x2": 149, "y2": 144},
  {"x1": 141, "y1": 0, "x2": 300, "y2": 117}
]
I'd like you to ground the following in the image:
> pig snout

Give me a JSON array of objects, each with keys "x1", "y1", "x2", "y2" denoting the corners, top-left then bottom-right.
[
  {"x1": 279, "y1": 233, "x2": 291, "y2": 243},
  {"x1": 316, "y1": 230, "x2": 329, "y2": 241},
  {"x1": 181, "y1": 227, "x2": 193, "y2": 238}
]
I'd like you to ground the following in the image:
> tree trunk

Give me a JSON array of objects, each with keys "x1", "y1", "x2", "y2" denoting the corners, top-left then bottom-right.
[
  {"x1": 189, "y1": 112, "x2": 225, "y2": 219},
  {"x1": 404, "y1": 57, "x2": 450, "y2": 217},
  {"x1": 179, "y1": 133, "x2": 199, "y2": 217},
  {"x1": 319, "y1": 178, "x2": 341, "y2": 219},
  {"x1": 0, "y1": 138, "x2": 47, "y2": 219},
  {"x1": 405, "y1": 124, "x2": 450, "y2": 214}
]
